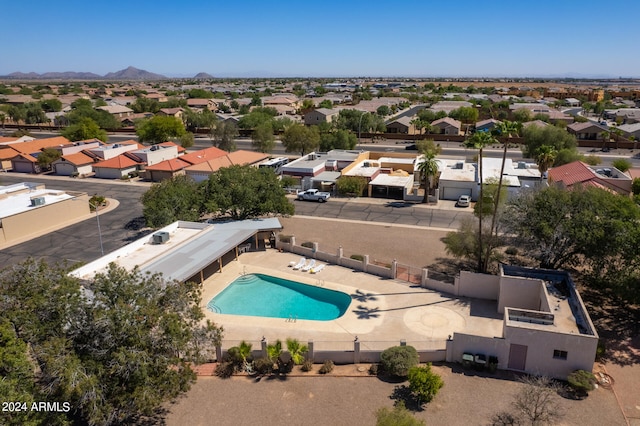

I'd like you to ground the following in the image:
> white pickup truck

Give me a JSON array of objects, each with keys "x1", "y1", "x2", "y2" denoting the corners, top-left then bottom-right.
[{"x1": 296, "y1": 189, "x2": 330, "y2": 202}]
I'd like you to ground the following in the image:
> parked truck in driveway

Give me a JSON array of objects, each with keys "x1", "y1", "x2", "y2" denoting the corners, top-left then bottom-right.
[{"x1": 296, "y1": 189, "x2": 330, "y2": 202}]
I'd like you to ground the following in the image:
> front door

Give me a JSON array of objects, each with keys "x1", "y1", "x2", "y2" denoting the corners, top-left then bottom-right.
[{"x1": 508, "y1": 344, "x2": 528, "y2": 371}]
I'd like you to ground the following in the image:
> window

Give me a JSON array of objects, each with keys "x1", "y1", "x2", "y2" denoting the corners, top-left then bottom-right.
[{"x1": 553, "y1": 350, "x2": 568, "y2": 360}]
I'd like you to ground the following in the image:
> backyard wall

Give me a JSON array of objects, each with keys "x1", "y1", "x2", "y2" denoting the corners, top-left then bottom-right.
[
  {"x1": 447, "y1": 333, "x2": 510, "y2": 370},
  {"x1": 458, "y1": 271, "x2": 500, "y2": 299}
]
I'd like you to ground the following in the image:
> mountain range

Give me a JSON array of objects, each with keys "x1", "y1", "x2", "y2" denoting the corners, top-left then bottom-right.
[{"x1": 1, "y1": 66, "x2": 169, "y2": 80}]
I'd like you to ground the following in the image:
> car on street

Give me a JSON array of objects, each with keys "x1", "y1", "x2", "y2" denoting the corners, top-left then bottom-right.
[{"x1": 296, "y1": 189, "x2": 331, "y2": 202}]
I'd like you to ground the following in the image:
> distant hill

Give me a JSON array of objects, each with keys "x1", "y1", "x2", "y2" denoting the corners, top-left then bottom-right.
[
  {"x1": 1, "y1": 66, "x2": 166, "y2": 80},
  {"x1": 103, "y1": 66, "x2": 166, "y2": 80},
  {"x1": 194, "y1": 72, "x2": 214, "y2": 79}
]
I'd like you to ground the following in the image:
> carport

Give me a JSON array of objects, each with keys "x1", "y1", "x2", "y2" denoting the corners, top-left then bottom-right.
[{"x1": 368, "y1": 173, "x2": 413, "y2": 200}]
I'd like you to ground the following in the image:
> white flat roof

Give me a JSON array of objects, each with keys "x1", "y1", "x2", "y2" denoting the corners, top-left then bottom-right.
[
  {"x1": 0, "y1": 183, "x2": 74, "y2": 220},
  {"x1": 369, "y1": 173, "x2": 412, "y2": 187},
  {"x1": 70, "y1": 218, "x2": 282, "y2": 283},
  {"x1": 344, "y1": 160, "x2": 381, "y2": 177}
]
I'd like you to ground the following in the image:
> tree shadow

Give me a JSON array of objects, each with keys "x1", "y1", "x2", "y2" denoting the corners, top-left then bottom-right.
[
  {"x1": 351, "y1": 289, "x2": 378, "y2": 302},
  {"x1": 124, "y1": 216, "x2": 146, "y2": 231},
  {"x1": 390, "y1": 385, "x2": 424, "y2": 412},
  {"x1": 352, "y1": 305, "x2": 380, "y2": 319}
]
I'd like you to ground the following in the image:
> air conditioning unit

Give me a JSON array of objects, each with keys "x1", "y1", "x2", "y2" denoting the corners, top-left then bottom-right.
[
  {"x1": 152, "y1": 231, "x2": 170, "y2": 244},
  {"x1": 518, "y1": 161, "x2": 527, "y2": 169},
  {"x1": 455, "y1": 162, "x2": 464, "y2": 169},
  {"x1": 30, "y1": 196, "x2": 45, "y2": 207}
]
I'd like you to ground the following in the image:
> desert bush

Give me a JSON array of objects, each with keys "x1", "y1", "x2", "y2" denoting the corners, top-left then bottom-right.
[
  {"x1": 301, "y1": 359, "x2": 314, "y2": 372},
  {"x1": 279, "y1": 234, "x2": 292, "y2": 243},
  {"x1": 380, "y1": 345, "x2": 419, "y2": 377},
  {"x1": 319, "y1": 360, "x2": 334, "y2": 374},
  {"x1": 505, "y1": 247, "x2": 518, "y2": 256},
  {"x1": 369, "y1": 363, "x2": 379, "y2": 376},
  {"x1": 215, "y1": 361, "x2": 236, "y2": 378},
  {"x1": 376, "y1": 401, "x2": 425, "y2": 426},
  {"x1": 252, "y1": 357, "x2": 273, "y2": 375},
  {"x1": 408, "y1": 363, "x2": 444, "y2": 404}
]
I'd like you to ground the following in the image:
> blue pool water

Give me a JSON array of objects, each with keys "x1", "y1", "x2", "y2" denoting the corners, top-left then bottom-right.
[{"x1": 207, "y1": 273, "x2": 352, "y2": 321}]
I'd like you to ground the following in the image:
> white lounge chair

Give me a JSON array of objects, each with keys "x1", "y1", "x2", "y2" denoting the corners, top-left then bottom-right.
[
  {"x1": 292, "y1": 257, "x2": 306, "y2": 270},
  {"x1": 310, "y1": 263, "x2": 325, "y2": 274},
  {"x1": 302, "y1": 259, "x2": 316, "y2": 272}
]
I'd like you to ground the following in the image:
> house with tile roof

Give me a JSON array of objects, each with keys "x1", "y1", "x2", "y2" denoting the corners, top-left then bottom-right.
[
  {"x1": 52, "y1": 152, "x2": 97, "y2": 176},
  {"x1": 96, "y1": 105, "x2": 134, "y2": 118},
  {"x1": 304, "y1": 108, "x2": 339, "y2": 125},
  {"x1": 385, "y1": 116, "x2": 416, "y2": 134},
  {"x1": 93, "y1": 154, "x2": 143, "y2": 179},
  {"x1": 184, "y1": 150, "x2": 269, "y2": 182},
  {"x1": 431, "y1": 117, "x2": 462, "y2": 135},
  {"x1": 566, "y1": 122, "x2": 608, "y2": 140},
  {"x1": 3, "y1": 136, "x2": 72, "y2": 173},
  {"x1": 142, "y1": 146, "x2": 228, "y2": 182},
  {"x1": 548, "y1": 161, "x2": 632, "y2": 195}
]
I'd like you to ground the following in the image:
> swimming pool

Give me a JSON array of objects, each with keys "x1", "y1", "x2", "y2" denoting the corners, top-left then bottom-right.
[{"x1": 207, "y1": 273, "x2": 352, "y2": 321}]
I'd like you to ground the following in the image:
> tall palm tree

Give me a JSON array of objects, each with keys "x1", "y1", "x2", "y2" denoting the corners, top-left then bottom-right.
[
  {"x1": 481, "y1": 120, "x2": 521, "y2": 272},
  {"x1": 417, "y1": 152, "x2": 440, "y2": 203},
  {"x1": 464, "y1": 130, "x2": 496, "y2": 272},
  {"x1": 535, "y1": 145, "x2": 558, "y2": 179}
]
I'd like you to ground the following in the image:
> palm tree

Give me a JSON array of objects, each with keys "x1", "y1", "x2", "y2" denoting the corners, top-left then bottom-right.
[
  {"x1": 535, "y1": 145, "x2": 558, "y2": 179},
  {"x1": 464, "y1": 130, "x2": 496, "y2": 272},
  {"x1": 600, "y1": 130, "x2": 610, "y2": 150},
  {"x1": 267, "y1": 339, "x2": 283, "y2": 369},
  {"x1": 417, "y1": 152, "x2": 440, "y2": 203},
  {"x1": 286, "y1": 338, "x2": 308, "y2": 365}
]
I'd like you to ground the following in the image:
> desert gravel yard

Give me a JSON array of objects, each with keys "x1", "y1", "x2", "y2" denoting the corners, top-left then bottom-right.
[{"x1": 164, "y1": 363, "x2": 626, "y2": 426}]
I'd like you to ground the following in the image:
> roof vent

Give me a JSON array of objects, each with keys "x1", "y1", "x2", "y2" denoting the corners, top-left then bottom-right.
[
  {"x1": 30, "y1": 196, "x2": 45, "y2": 207},
  {"x1": 518, "y1": 161, "x2": 527, "y2": 169}
]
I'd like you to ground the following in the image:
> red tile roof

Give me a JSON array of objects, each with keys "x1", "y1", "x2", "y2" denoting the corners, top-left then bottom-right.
[
  {"x1": 144, "y1": 158, "x2": 192, "y2": 172},
  {"x1": 548, "y1": 161, "x2": 595, "y2": 186},
  {"x1": 7, "y1": 136, "x2": 71, "y2": 154},
  {"x1": 93, "y1": 154, "x2": 141, "y2": 169},
  {"x1": 185, "y1": 150, "x2": 269, "y2": 173},
  {"x1": 180, "y1": 146, "x2": 228, "y2": 165},
  {"x1": 58, "y1": 152, "x2": 96, "y2": 166}
]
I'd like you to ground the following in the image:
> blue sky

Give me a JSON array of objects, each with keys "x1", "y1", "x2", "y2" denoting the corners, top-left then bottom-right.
[{"x1": 3, "y1": 0, "x2": 639, "y2": 78}]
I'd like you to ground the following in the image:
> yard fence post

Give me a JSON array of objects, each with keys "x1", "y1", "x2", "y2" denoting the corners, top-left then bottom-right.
[
  {"x1": 337, "y1": 245, "x2": 343, "y2": 266},
  {"x1": 312, "y1": 242, "x2": 318, "y2": 259},
  {"x1": 363, "y1": 254, "x2": 369, "y2": 273},
  {"x1": 421, "y1": 268, "x2": 428, "y2": 288},
  {"x1": 391, "y1": 259, "x2": 398, "y2": 279},
  {"x1": 354, "y1": 336, "x2": 360, "y2": 364},
  {"x1": 261, "y1": 336, "x2": 267, "y2": 358}
]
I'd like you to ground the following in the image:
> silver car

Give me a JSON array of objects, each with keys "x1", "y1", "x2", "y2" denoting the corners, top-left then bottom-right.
[{"x1": 457, "y1": 195, "x2": 471, "y2": 207}]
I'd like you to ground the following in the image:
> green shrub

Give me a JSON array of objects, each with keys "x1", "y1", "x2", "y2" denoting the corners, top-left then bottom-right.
[
  {"x1": 380, "y1": 345, "x2": 419, "y2": 377},
  {"x1": 596, "y1": 340, "x2": 606, "y2": 361},
  {"x1": 408, "y1": 363, "x2": 444, "y2": 404},
  {"x1": 301, "y1": 241, "x2": 314, "y2": 249},
  {"x1": 567, "y1": 370, "x2": 596, "y2": 395},
  {"x1": 336, "y1": 176, "x2": 368, "y2": 197},
  {"x1": 612, "y1": 158, "x2": 632, "y2": 172},
  {"x1": 301, "y1": 359, "x2": 314, "y2": 372},
  {"x1": 583, "y1": 154, "x2": 601, "y2": 166},
  {"x1": 252, "y1": 357, "x2": 273, "y2": 375},
  {"x1": 350, "y1": 254, "x2": 364, "y2": 262},
  {"x1": 319, "y1": 360, "x2": 334, "y2": 374},
  {"x1": 505, "y1": 247, "x2": 518, "y2": 256}
]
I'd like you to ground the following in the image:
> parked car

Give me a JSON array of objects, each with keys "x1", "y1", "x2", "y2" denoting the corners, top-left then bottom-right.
[
  {"x1": 457, "y1": 195, "x2": 471, "y2": 207},
  {"x1": 296, "y1": 189, "x2": 330, "y2": 202}
]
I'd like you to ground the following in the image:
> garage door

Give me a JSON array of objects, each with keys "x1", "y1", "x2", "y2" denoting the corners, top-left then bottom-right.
[{"x1": 442, "y1": 187, "x2": 472, "y2": 201}]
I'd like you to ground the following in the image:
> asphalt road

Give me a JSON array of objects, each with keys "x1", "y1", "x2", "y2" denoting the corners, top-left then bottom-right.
[
  {"x1": 292, "y1": 198, "x2": 471, "y2": 229},
  {"x1": 0, "y1": 174, "x2": 149, "y2": 268}
]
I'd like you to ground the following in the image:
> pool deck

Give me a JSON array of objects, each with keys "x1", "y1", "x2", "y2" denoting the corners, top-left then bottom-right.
[{"x1": 200, "y1": 250, "x2": 504, "y2": 350}]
